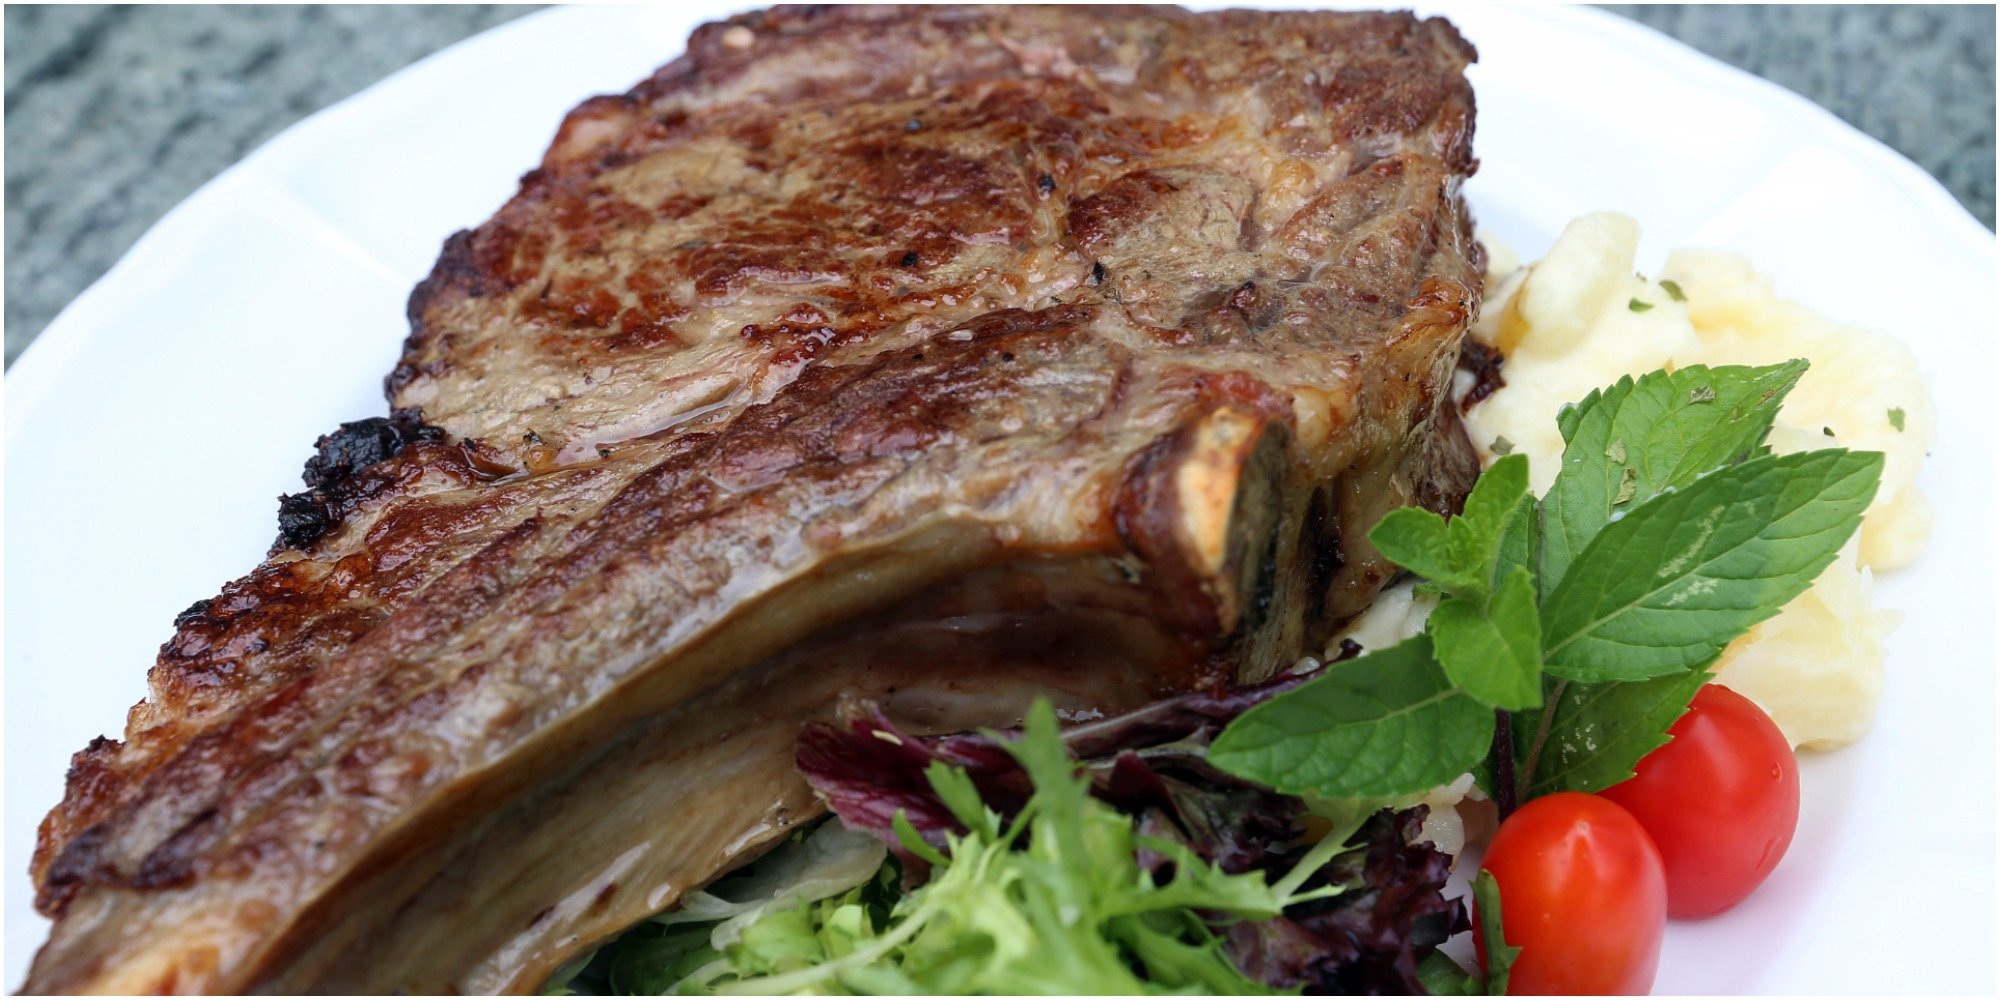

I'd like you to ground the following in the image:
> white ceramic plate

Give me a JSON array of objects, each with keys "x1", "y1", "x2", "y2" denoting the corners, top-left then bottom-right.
[{"x1": 6, "y1": 4, "x2": 1994, "y2": 992}]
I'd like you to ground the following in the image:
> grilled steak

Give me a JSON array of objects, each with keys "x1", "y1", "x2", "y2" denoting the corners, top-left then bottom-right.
[{"x1": 24, "y1": 5, "x2": 1482, "y2": 993}]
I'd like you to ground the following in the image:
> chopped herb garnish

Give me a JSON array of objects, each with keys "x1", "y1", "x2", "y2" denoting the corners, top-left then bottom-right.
[
  {"x1": 1492, "y1": 435, "x2": 1516, "y2": 456},
  {"x1": 1888, "y1": 407, "x2": 1906, "y2": 432},
  {"x1": 1823, "y1": 426, "x2": 1836, "y2": 437},
  {"x1": 1688, "y1": 385, "x2": 1717, "y2": 404},
  {"x1": 1659, "y1": 279, "x2": 1686, "y2": 302},
  {"x1": 1628, "y1": 298, "x2": 1654, "y2": 313}
]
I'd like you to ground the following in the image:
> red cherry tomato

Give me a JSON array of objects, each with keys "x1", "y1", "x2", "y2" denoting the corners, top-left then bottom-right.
[
  {"x1": 1601, "y1": 683, "x2": 1799, "y2": 918},
  {"x1": 1476, "y1": 792, "x2": 1665, "y2": 995}
]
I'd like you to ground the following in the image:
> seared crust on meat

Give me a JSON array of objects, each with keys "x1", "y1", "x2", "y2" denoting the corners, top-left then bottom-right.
[
  {"x1": 27, "y1": 5, "x2": 1481, "y2": 993},
  {"x1": 390, "y1": 3, "x2": 1478, "y2": 474}
]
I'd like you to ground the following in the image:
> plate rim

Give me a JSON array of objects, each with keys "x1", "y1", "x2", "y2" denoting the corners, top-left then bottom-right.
[{"x1": 4, "y1": 4, "x2": 1992, "y2": 993}]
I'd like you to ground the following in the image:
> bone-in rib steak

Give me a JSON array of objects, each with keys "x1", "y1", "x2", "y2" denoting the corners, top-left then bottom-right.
[{"x1": 26, "y1": 5, "x2": 1481, "y2": 992}]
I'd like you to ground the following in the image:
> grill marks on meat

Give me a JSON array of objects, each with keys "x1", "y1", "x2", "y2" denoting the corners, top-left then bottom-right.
[{"x1": 26, "y1": 5, "x2": 1483, "y2": 993}]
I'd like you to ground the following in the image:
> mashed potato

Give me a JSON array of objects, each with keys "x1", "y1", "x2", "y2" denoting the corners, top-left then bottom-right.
[
  {"x1": 1335, "y1": 580, "x2": 1437, "y2": 655},
  {"x1": 1456, "y1": 212, "x2": 1934, "y2": 750}
]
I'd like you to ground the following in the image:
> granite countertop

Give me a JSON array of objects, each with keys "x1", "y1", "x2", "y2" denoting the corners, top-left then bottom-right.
[{"x1": 5, "y1": 4, "x2": 1994, "y2": 366}]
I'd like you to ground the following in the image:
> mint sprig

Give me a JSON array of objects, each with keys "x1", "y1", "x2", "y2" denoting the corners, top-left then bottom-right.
[
  {"x1": 1370, "y1": 454, "x2": 1546, "y2": 712},
  {"x1": 1207, "y1": 635, "x2": 1492, "y2": 799},
  {"x1": 1371, "y1": 453, "x2": 1530, "y2": 602},
  {"x1": 1212, "y1": 360, "x2": 1882, "y2": 804}
]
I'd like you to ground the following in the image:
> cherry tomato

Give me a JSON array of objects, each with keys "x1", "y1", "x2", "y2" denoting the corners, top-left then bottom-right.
[
  {"x1": 1476, "y1": 792, "x2": 1665, "y2": 995},
  {"x1": 1601, "y1": 683, "x2": 1799, "y2": 918}
]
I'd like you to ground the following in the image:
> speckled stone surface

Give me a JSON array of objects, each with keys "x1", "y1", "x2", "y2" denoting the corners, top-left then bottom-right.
[
  {"x1": 3, "y1": 5, "x2": 542, "y2": 366},
  {"x1": 5, "y1": 4, "x2": 1994, "y2": 366},
  {"x1": 1605, "y1": 4, "x2": 1995, "y2": 226}
]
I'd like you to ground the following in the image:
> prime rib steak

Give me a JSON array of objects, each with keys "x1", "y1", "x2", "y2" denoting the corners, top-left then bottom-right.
[{"x1": 25, "y1": 5, "x2": 1482, "y2": 993}]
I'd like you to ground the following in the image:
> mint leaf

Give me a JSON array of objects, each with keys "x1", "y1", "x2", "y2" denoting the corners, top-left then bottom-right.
[
  {"x1": 1541, "y1": 448, "x2": 1882, "y2": 681},
  {"x1": 1371, "y1": 454, "x2": 1529, "y2": 606},
  {"x1": 1431, "y1": 568, "x2": 1542, "y2": 710},
  {"x1": 1459, "y1": 453, "x2": 1532, "y2": 538},
  {"x1": 1541, "y1": 362, "x2": 1807, "y2": 597},
  {"x1": 1210, "y1": 636, "x2": 1491, "y2": 799},
  {"x1": 1659, "y1": 279, "x2": 1686, "y2": 302},
  {"x1": 1367, "y1": 507, "x2": 1470, "y2": 593},
  {"x1": 1888, "y1": 407, "x2": 1906, "y2": 432},
  {"x1": 1444, "y1": 454, "x2": 1530, "y2": 604},
  {"x1": 1521, "y1": 668, "x2": 1710, "y2": 797},
  {"x1": 1492, "y1": 495, "x2": 1539, "y2": 594},
  {"x1": 1472, "y1": 871, "x2": 1519, "y2": 995}
]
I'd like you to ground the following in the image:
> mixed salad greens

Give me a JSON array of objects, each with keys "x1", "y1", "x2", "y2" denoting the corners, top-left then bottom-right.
[
  {"x1": 558, "y1": 684, "x2": 1468, "y2": 995},
  {"x1": 553, "y1": 360, "x2": 1879, "y2": 995}
]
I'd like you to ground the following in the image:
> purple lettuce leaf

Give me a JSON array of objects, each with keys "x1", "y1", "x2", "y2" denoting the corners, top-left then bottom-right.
[
  {"x1": 795, "y1": 671, "x2": 1311, "y2": 853},
  {"x1": 1236, "y1": 807, "x2": 1471, "y2": 995}
]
